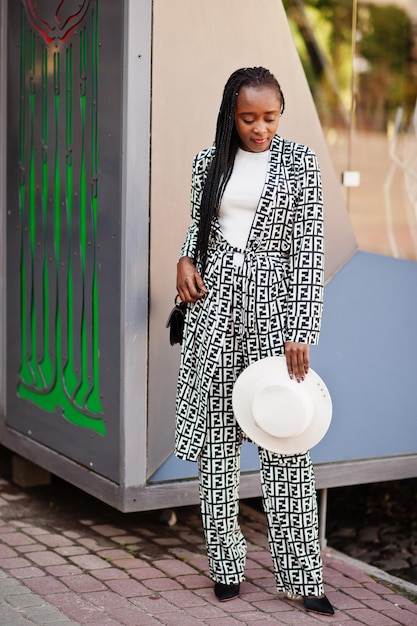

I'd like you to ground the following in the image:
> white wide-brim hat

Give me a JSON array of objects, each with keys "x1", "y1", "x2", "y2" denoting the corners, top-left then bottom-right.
[{"x1": 232, "y1": 356, "x2": 332, "y2": 454}]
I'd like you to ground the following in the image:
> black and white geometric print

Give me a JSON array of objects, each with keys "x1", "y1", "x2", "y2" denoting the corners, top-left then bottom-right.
[
  {"x1": 176, "y1": 137, "x2": 326, "y2": 593},
  {"x1": 260, "y1": 449, "x2": 324, "y2": 595},
  {"x1": 196, "y1": 276, "x2": 324, "y2": 594},
  {"x1": 175, "y1": 135, "x2": 325, "y2": 462}
]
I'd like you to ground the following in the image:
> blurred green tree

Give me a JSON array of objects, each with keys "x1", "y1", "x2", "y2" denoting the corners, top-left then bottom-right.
[
  {"x1": 283, "y1": 0, "x2": 417, "y2": 131},
  {"x1": 357, "y1": 4, "x2": 417, "y2": 130}
]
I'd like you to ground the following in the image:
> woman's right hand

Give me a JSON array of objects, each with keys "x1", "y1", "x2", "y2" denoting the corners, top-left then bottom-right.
[{"x1": 176, "y1": 256, "x2": 208, "y2": 303}]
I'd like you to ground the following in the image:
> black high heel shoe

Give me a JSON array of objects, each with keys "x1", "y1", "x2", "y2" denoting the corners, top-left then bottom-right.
[
  {"x1": 287, "y1": 591, "x2": 334, "y2": 616},
  {"x1": 214, "y1": 582, "x2": 240, "y2": 602},
  {"x1": 303, "y1": 595, "x2": 334, "y2": 615}
]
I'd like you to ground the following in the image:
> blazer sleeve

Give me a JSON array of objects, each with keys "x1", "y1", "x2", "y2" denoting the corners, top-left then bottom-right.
[
  {"x1": 179, "y1": 148, "x2": 214, "y2": 260},
  {"x1": 285, "y1": 147, "x2": 324, "y2": 345}
]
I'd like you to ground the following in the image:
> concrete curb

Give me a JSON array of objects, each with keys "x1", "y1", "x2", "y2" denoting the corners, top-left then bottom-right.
[{"x1": 324, "y1": 546, "x2": 417, "y2": 599}]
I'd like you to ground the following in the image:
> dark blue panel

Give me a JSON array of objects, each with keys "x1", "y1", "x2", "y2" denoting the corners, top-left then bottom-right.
[
  {"x1": 310, "y1": 251, "x2": 417, "y2": 463},
  {"x1": 149, "y1": 441, "x2": 259, "y2": 482}
]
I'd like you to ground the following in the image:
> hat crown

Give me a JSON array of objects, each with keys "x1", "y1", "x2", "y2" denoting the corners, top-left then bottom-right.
[
  {"x1": 251, "y1": 377, "x2": 314, "y2": 439},
  {"x1": 232, "y1": 356, "x2": 332, "y2": 454}
]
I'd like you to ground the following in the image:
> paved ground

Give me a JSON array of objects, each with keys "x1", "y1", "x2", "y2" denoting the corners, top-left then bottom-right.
[
  {"x1": 326, "y1": 479, "x2": 417, "y2": 587},
  {"x1": 0, "y1": 468, "x2": 417, "y2": 625}
]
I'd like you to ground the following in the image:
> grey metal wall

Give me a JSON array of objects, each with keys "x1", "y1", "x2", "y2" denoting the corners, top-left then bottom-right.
[
  {"x1": 0, "y1": 0, "x2": 152, "y2": 507},
  {"x1": 5, "y1": 0, "x2": 124, "y2": 481}
]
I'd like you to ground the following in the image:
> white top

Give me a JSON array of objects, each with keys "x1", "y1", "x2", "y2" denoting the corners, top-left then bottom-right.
[{"x1": 218, "y1": 148, "x2": 269, "y2": 254}]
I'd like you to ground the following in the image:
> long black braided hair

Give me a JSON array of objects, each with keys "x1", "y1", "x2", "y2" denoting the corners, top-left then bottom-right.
[{"x1": 195, "y1": 67, "x2": 285, "y2": 276}]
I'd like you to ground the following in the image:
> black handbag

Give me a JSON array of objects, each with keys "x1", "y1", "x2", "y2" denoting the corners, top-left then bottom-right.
[{"x1": 166, "y1": 296, "x2": 187, "y2": 345}]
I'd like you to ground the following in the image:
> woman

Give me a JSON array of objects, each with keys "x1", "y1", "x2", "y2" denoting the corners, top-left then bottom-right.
[{"x1": 175, "y1": 67, "x2": 334, "y2": 616}]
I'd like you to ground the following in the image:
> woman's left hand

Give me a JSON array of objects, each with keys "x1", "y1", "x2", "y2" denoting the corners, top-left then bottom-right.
[{"x1": 284, "y1": 342, "x2": 310, "y2": 382}]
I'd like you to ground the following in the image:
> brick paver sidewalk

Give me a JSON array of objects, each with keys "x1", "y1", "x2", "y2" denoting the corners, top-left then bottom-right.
[{"x1": 0, "y1": 473, "x2": 417, "y2": 625}]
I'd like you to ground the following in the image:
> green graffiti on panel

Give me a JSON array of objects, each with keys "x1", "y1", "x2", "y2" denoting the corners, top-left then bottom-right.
[{"x1": 18, "y1": 1, "x2": 105, "y2": 435}]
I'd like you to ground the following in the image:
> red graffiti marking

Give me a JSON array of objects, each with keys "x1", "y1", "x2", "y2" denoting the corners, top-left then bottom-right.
[{"x1": 23, "y1": 0, "x2": 91, "y2": 44}]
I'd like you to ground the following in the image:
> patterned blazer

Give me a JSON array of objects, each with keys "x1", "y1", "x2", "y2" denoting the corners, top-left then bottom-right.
[{"x1": 175, "y1": 134, "x2": 324, "y2": 461}]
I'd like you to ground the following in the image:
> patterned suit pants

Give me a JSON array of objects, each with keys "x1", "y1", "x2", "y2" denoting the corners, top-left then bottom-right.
[{"x1": 198, "y1": 272, "x2": 324, "y2": 596}]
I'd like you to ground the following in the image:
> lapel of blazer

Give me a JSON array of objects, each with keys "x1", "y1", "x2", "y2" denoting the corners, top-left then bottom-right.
[{"x1": 248, "y1": 134, "x2": 285, "y2": 246}]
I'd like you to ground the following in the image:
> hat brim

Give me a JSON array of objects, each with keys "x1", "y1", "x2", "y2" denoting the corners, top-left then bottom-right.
[{"x1": 232, "y1": 356, "x2": 332, "y2": 454}]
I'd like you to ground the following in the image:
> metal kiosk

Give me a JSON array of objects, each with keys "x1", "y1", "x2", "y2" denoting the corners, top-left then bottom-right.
[{"x1": 0, "y1": 1, "x2": 416, "y2": 521}]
